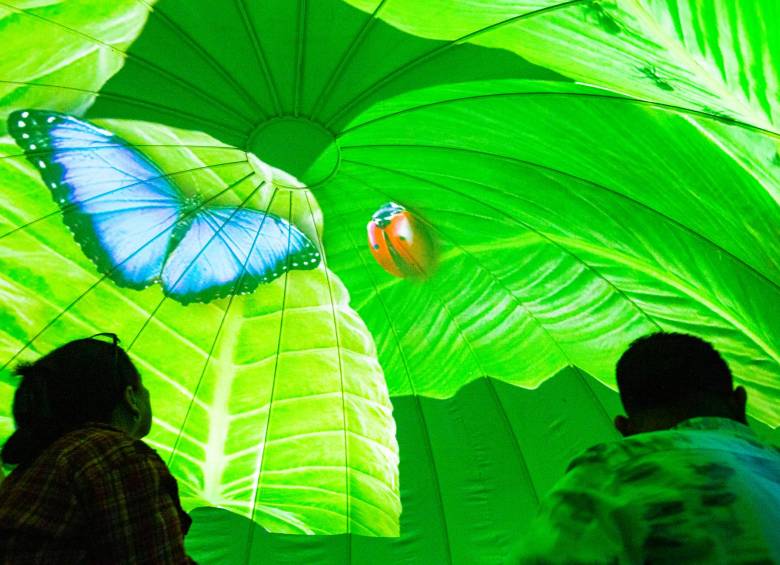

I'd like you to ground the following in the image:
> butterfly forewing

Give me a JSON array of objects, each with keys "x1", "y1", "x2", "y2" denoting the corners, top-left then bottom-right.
[{"x1": 9, "y1": 110, "x2": 180, "y2": 289}]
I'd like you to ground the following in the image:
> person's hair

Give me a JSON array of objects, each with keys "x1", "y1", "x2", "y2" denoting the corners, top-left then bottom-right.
[
  {"x1": 1, "y1": 336, "x2": 139, "y2": 466},
  {"x1": 616, "y1": 332, "x2": 733, "y2": 417}
]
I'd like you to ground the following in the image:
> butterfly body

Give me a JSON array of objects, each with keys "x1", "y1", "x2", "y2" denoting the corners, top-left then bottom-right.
[{"x1": 8, "y1": 110, "x2": 320, "y2": 304}]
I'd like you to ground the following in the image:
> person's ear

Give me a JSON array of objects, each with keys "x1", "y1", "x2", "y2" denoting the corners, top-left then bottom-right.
[
  {"x1": 614, "y1": 415, "x2": 632, "y2": 437},
  {"x1": 731, "y1": 386, "x2": 748, "y2": 423},
  {"x1": 123, "y1": 385, "x2": 141, "y2": 419}
]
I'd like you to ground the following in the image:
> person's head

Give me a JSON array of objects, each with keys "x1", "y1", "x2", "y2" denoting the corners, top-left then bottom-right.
[
  {"x1": 1, "y1": 334, "x2": 151, "y2": 466},
  {"x1": 614, "y1": 332, "x2": 747, "y2": 437}
]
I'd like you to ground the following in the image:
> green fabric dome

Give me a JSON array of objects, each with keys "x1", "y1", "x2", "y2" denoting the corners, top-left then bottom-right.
[{"x1": 1, "y1": 0, "x2": 778, "y2": 562}]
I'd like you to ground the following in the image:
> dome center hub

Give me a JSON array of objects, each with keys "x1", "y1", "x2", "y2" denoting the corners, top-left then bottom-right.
[{"x1": 247, "y1": 118, "x2": 339, "y2": 188}]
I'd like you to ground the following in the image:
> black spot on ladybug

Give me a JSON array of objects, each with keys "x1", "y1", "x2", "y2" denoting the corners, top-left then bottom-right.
[
  {"x1": 399, "y1": 236, "x2": 406, "y2": 241},
  {"x1": 373, "y1": 244, "x2": 380, "y2": 249}
]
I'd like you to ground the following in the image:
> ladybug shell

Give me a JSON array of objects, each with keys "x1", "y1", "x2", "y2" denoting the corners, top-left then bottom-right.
[{"x1": 367, "y1": 209, "x2": 435, "y2": 278}]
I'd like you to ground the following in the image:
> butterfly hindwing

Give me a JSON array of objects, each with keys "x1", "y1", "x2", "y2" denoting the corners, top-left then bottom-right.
[
  {"x1": 161, "y1": 207, "x2": 321, "y2": 303},
  {"x1": 8, "y1": 110, "x2": 180, "y2": 288}
]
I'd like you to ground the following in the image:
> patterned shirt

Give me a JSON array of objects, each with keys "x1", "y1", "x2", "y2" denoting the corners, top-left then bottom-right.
[
  {"x1": 0, "y1": 422, "x2": 194, "y2": 564},
  {"x1": 515, "y1": 417, "x2": 780, "y2": 564}
]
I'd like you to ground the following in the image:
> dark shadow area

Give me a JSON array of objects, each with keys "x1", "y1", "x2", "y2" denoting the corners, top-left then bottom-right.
[{"x1": 87, "y1": 0, "x2": 569, "y2": 178}]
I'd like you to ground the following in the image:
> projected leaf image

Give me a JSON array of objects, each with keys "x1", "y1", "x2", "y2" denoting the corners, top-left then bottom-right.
[
  {"x1": 1, "y1": 0, "x2": 779, "y2": 558},
  {"x1": 70, "y1": 0, "x2": 779, "y2": 412},
  {"x1": 0, "y1": 0, "x2": 153, "y2": 135},
  {"x1": 0, "y1": 119, "x2": 400, "y2": 535}
]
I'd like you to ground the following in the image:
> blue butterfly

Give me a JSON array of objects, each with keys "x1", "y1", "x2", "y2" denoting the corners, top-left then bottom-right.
[{"x1": 8, "y1": 110, "x2": 321, "y2": 304}]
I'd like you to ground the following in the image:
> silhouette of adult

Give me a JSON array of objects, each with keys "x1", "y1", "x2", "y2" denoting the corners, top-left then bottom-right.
[
  {"x1": 515, "y1": 332, "x2": 780, "y2": 564},
  {"x1": 0, "y1": 335, "x2": 194, "y2": 564}
]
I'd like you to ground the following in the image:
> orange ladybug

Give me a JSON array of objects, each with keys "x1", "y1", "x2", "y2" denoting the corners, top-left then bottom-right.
[{"x1": 367, "y1": 202, "x2": 436, "y2": 278}]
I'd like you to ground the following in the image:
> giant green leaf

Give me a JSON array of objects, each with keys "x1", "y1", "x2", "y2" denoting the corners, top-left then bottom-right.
[
  {"x1": 0, "y1": 0, "x2": 153, "y2": 133},
  {"x1": 343, "y1": 0, "x2": 780, "y2": 204},
  {"x1": 487, "y1": 0, "x2": 780, "y2": 210},
  {"x1": 344, "y1": 0, "x2": 778, "y2": 125},
  {"x1": 0, "y1": 121, "x2": 400, "y2": 535},
  {"x1": 326, "y1": 81, "x2": 780, "y2": 424},
  {"x1": 64, "y1": 0, "x2": 778, "y2": 421}
]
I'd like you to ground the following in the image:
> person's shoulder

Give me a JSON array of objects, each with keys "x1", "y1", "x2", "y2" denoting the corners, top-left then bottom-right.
[
  {"x1": 567, "y1": 429, "x2": 689, "y2": 473},
  {"x1": 57, "y1": 423, "x2": 134, "y2": 453},
  {"x1": 55, "y1": 423, "x2": 161, "y2": 474},
  {"x1": 661, "y1": 418, "x2": 780, "y2": 464},
  {"x1": 566, "y1": 419, "x2": 775, "y2": 475}
]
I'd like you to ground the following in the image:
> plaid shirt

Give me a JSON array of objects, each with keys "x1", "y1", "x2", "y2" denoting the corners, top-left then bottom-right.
[
  {"x1": 514, "y1": 418, "x2": 780, "y2": 564},
  {"x1": 0, "y1": 422, "x2": 194, "y2": 564}
]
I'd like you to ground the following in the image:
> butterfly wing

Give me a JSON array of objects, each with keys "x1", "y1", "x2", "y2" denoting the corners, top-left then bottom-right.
[
  {"x1": 8, "y1": 110, "x2": 181, "y2": 288},
  {"x1": 161, "y1": 207, "x2": 321, "y2": 303}
]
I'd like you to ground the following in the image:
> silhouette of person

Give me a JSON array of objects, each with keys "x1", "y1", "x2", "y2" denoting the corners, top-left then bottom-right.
[
  {"x1": 514, "y1": 332, "x2": 780, "y2": 564},
  {"x1": 0, "y1": 334, "x2": 195, "y2": 564}
]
